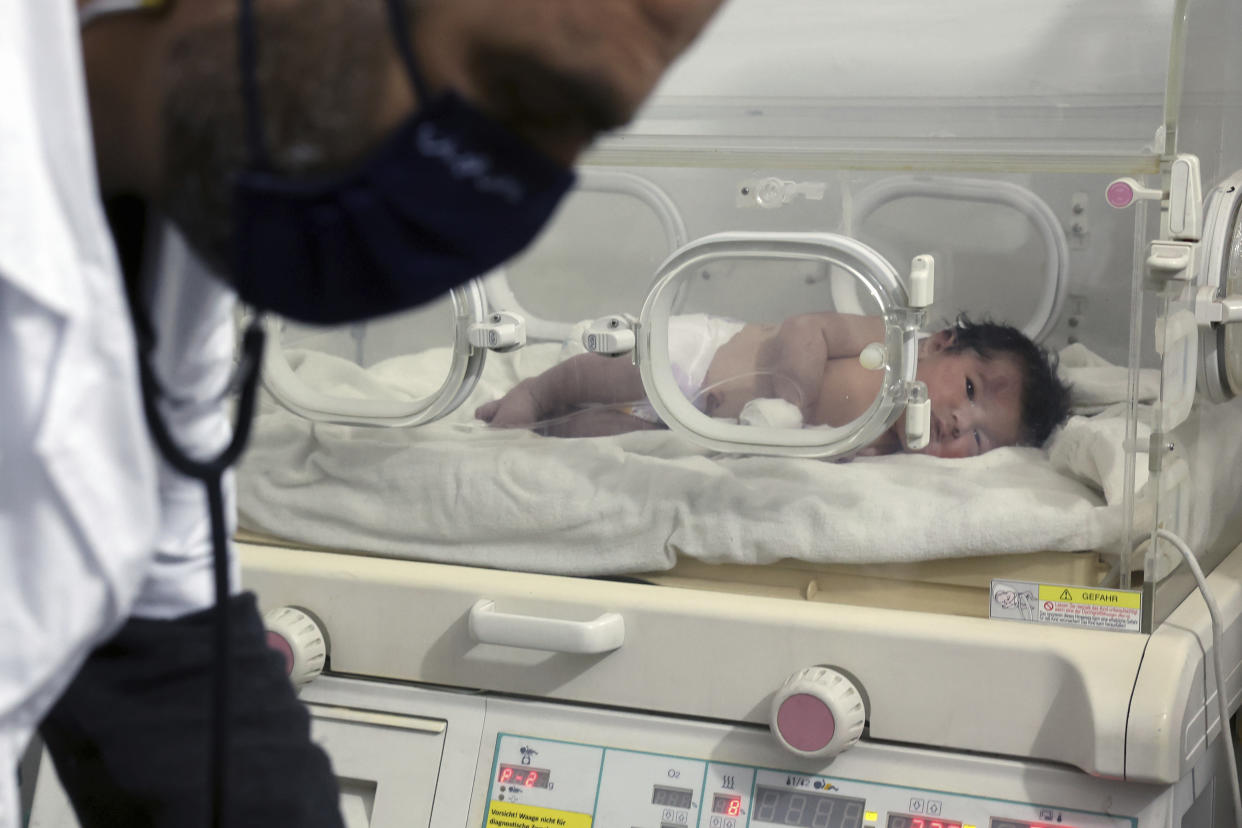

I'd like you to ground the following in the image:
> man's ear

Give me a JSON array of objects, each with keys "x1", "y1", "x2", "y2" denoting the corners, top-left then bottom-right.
[{"x1": 921, "y1": 328, "x2": 956, "y2": 355}]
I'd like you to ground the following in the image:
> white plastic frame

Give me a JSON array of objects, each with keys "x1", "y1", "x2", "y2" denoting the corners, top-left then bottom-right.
[
  {"x1": 1196, "y1": 169, "x2": 1242, "y2": 402},
  {"x1": 260, "y1": 281, "x2": 489, "y2": 427},
  {"x1": 637, "y1": 232, "x2": 921, "y2": 458}
]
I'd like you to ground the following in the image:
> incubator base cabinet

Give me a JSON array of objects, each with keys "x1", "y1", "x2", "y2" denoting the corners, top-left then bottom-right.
[{"x1": 28, "y1": 542, "x2": 1242, "y2": 828}]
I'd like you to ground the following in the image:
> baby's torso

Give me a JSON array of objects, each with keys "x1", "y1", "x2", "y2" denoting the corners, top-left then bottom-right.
[
  {"x1": 698, "y1": 322, "x2": 776, "y2": 417},
  {"x1": 701, "y1": 323, "x2": 898, "y2": 453},
  {"x1": 811, "y1": 357, "x2": 886, "y2": 427}
]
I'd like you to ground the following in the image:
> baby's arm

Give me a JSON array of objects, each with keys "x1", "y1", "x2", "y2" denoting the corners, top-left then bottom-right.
[
  {"x1": 756, "y1": 312, "x2": 885, "y2": 417},
  {"x1": 476, "y1": 352, "x2": 646, "y2": 427}
]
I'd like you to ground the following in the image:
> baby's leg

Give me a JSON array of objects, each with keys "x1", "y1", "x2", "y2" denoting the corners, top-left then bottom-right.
[
  {"x1": 475, "y1": 379, "x2": 543, "y2": 428},
  {"x1": 476, "y1": 352, "x2": 647, "y2": 430}
]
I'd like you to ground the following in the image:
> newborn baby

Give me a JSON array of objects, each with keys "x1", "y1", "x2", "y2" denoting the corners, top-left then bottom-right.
[{"x1": 477, "y1": 312, "x2": 1070, "y2": 458}]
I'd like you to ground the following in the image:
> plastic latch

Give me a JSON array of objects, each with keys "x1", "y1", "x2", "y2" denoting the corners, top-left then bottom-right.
[
  {"x1": 1106, "y1": 177, "x2": 1162, "y2": 209},
  {"x1": 1146, "y1": 241, "x2": 1195, "y2": 281},
  {"x1": 905, "y1": 397, "x2": 931, "y2": 451},
  {"x1": 467, "y1": 311, "x2": 527, "y2": 352},
  {"x1": 1168, "y1": 154, "x2": 1203, "y2": 242},
  {"x1": 908, "y1": 255, "x2": 935, "y2": 308},
  {"x1": 583, "y1": 315, "x2": 637, "y2": 356}
]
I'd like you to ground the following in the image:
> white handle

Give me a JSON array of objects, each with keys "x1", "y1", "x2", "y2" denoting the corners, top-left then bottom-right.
[
  {"x1": 905, "y1": 398, "x2": 931, "y2": 451},
  {"x1": 908, "y1": 254, "x2": 935, "y2": 308},
  {"x1": 468, "y1": 600, "x2": 625, "y2": 653},
  {"x1": 1168, "y1": 154, "x2": 1202, "y2": 241}
]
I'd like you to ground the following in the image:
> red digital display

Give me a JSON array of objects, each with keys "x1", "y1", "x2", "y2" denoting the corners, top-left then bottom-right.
[
  {"x1": 497, "y1": 764, "x2": 550, "y2": 789},
  {"x1": 713, "y1": 793, "x2": 743, "y2": 816},
  {"x1": 887, "y1": 816, "x2": 962, "y2": 828}
]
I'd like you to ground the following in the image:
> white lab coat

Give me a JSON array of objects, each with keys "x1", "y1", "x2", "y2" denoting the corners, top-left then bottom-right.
[
  {"x1": 1, "y1": 4, "x2": 239, "y2": 825},
  {"x1": 137, "y1": 223, "x2": 241, "y2": 620}
]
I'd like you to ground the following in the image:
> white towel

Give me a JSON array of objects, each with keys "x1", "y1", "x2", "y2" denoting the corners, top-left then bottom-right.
[
  {"x1": 1047, "y1": 412, "x2": 1149, "y2": 504},
  {"x1": 237, "y1": 346, "x2": 1141, "y2": 574},
  {"x1": 1057, "y1": 342, "x2": 1160, "y2": 415}
]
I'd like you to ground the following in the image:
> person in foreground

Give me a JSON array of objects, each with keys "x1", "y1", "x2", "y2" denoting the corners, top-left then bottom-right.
[
  {"x1": 3, "y1": 1, "x2": 724, "y2": 826},
  {"x1": 476, "y1": 312, "x2": 1073, "y2": 458}
]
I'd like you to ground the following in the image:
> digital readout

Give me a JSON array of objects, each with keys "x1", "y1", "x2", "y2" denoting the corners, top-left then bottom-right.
[
  {"x1": 712, "y1": 793, "x2": 743, "y2": 816},
  {"x1": 753, "y1": 785, "x2": 866, "y2": 828},
  {"x1": 497, "y1": 764, "x2": 550, "y2": 789},
  {"x1": 991, "y1": 822, "x2": 1080, "y2": 828},
  {"x1": 887, "y1": 816, "x2": 963, "y2": 828},
  {"x1": 652, "y1": 785, "x2": 693, "y2": 809}
]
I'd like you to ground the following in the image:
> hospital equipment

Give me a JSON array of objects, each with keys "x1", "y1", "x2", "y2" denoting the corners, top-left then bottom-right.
[{"x1": 27, "y1": 0, "x2": 1242, "y2": 826}]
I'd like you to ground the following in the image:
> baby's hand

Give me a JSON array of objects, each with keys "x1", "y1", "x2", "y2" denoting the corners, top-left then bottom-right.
[{"x1": 738, "y1": 397, "x2": 803, "y2": 429}]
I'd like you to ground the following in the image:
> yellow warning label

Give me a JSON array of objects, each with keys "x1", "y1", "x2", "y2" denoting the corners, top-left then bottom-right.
[
  {"x1": 486, "y1": 802, "x2": 592, "y2": 828},
  {"x1": 1038, "y1": 585, "x2": 1141, "y2": 609}
]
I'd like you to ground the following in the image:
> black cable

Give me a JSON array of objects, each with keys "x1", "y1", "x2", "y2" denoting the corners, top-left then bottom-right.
[
  {"x1": 110, "y1": 194, "x2": 260, "y2": 828},
  {"x1": 134, "y1": 320, "x2": 265, "y2": 828}
]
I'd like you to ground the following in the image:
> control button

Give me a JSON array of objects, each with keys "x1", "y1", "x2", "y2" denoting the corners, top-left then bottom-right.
[
  {"x1": 263, "y1": 607, "x2": 327, "y2": 689},
  {"x1": 927, "y1": 800, "x2": 942, "y2": 815},
  {"x1": 663, "y1": 809, "x2": 673, "y2": 821},
  {"x1": 711, "y1": 818, "x2": 721, "y2": 827},
  {"x1": 725, "y1": 820, "x2": 735, "y2": 828},
  {"x1": 677, "y1": 812, "x2": 688, "y2": 824},
  {"x1": 909, "y1": 798, "x2": 925, "y2": 813},
  {"x1": 770, "y1": 667, "x2": 866, "y2": 758}
]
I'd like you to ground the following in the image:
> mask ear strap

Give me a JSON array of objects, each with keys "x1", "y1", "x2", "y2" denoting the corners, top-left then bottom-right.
[
  {"x1": 384, "y1": 0, "x2": 433, "y2": 105},
  {"x1": 237, "y1": 0, "x2": 273, "y2": 171}
]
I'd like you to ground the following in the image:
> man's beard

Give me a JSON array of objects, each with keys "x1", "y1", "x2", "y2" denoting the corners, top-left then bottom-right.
[{"x1": 157, "y1": 5, "x2": 390, "y2": 276}]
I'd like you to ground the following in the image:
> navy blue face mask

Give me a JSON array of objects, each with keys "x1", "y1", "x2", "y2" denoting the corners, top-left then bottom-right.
[{"x1": 232, "y1": 0, "x2": 576, "y2": 324}]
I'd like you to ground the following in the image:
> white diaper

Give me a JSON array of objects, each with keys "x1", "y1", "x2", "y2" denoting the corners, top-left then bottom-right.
[{"x1": 629, "y1": 313, "x2": 745, "y2": 423}]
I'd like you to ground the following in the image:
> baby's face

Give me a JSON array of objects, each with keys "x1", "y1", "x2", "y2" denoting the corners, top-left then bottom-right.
[{"x1": 904, "y1": 340, "x2": 1024, "y2": 458}]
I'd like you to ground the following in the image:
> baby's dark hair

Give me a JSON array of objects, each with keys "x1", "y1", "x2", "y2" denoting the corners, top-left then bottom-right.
[{"x1": 943, "y1": 315, "x2": 1072, "y2": 447}]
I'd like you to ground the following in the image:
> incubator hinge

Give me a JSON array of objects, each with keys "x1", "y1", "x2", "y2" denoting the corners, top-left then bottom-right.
[
  {"x1": 468, "y1": 311, "x2": 527, "y2": 352},
  {"x1": 583, "y1": 314, "x2": 638, "y2": 357},
  {"x1": 1193, "y1": 286, "x2": 1242, "y2": 328}
]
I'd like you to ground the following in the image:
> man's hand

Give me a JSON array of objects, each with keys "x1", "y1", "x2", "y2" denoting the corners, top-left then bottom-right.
[{"x1": 412, "y1": 0, "x2": 726, "y2": 164}]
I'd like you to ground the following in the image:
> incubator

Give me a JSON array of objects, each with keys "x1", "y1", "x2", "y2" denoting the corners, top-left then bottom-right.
[{"x1": 28, "y1": 1, "x2": 1242, "y2": 826}]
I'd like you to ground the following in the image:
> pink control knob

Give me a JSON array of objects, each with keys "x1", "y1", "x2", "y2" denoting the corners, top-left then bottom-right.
[
  {"x1": 1106, "y1": 179, "x2": 1135, "y2": 208},
  {"x1": 770, "y1": 667, "x2": 866, "y2": 759},
  {"x1": 263, "y1": 606, "x2": 328, "y2": 689},
  {"x1": 1106, "y1": 177, "x2": 1162, "y2": 210}
]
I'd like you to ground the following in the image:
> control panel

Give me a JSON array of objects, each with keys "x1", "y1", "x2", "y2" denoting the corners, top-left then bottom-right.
[{"x1": 481, "y1": 735, "x2": 1135, "y2": 828}]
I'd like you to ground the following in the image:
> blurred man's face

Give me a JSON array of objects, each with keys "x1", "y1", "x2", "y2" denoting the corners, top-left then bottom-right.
[
  {"x1": 158, "y1": 2, "x2": 398, "y2": 273},
  {"x1": 153, "y1": 0, "x2": 724, "y2": 276}
]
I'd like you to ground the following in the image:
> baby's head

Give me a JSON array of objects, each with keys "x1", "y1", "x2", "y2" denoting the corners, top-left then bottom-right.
[{"x1": 911, "y1": 315, "x2": 1071, "y2": 458}]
